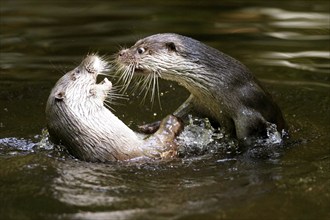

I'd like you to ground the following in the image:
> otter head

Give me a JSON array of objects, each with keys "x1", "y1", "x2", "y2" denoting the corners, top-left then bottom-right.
[
  {"x1": 116, "y1": 34, "x2": 204, "y2": 78},
  {"x1": 116, "y1": 34, "x2": 184, "y2": 76},
  {"x1": 51, "y1": 54, "x2": 111, "y2": 110},
  {"x1": 115, "y1": 33, "x2": 211, "y2": 99}
]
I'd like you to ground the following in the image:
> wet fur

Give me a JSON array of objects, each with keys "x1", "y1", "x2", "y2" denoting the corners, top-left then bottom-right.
[
  {"x1": 115, "y1": 33, "x2": 286, "y2": 143},
  {"x1": 46, "y1": 55, "x2": 183, "y2": 162}
]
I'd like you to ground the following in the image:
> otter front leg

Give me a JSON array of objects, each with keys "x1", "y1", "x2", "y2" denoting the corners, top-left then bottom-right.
[
  {"x1": 173, "y1": 94, "x2": 195, "y2": 118},
  {"x1": 142, "y1": 115, "x2": 184, "y2": 159},
  {"x1": 138, "y1": 95, "x2": 195, "y2": 134},
  {"x1": 89, "y1": 78, "x2": 112, "y2": 106},
  {"x1": 138, "y1": 121, "x2": 162, "y2": 134},
  {"x1": 234, "y1": 110, "x2": 268, "y2": 145}
]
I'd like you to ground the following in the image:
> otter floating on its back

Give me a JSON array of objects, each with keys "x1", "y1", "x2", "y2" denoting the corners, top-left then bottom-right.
[{"x1": 46, "y1": 54, "x2": 183, "y2": 162}]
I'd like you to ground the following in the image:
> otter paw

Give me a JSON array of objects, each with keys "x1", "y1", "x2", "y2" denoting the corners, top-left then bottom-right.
[{"x1": 138, "y1": 121, "x2": 161, "y2": 134}]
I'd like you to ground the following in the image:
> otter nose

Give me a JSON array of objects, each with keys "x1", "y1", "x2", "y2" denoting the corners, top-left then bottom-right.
[{"x1": 119, "y1": 49, "x2": 128, "y2": 57}]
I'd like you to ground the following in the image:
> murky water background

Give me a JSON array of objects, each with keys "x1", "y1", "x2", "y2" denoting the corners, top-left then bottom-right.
[{"x1": 1, "y1": 0, "x2": 329, "y2": 219}]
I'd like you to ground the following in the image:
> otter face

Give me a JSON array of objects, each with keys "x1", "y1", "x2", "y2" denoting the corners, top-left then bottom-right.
[
  {"x1": 82, "y1": 55, "x2": 108, "y2": 75},
  {"x1": 115, "y1": 36, "x2": 184, "y2": 102},
  {"x1": 114, "y1": 34, "x2": 206, "y2": 102},
  {"x1": 71, "y1": 54, "x2": 109, "y2": 82},
  {"x1": 51, "y1": 55, "x2": 111, "y2": 108},
  {"x1": 116, "y1": 35, "x2": 181, "y2": 76},
  {"x1": 115, "y1": 33, "x2": 207, "y2": 77}
]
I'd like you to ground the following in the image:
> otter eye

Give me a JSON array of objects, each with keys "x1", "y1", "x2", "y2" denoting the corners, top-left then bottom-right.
[{"x1": 137, "y1": 47, "x2": 145, "y2": 54}]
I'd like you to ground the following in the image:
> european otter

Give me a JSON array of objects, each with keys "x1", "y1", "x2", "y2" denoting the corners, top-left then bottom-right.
[
  {"x1": 45, "y1": 54, "x2": 183, "y2": 162},
  {"x1": 115, "y1": 33, "x2": 287, "y2": 144}
]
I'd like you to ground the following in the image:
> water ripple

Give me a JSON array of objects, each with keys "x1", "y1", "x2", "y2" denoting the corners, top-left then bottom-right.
[
  {"x1": 262, "y1": 51, "x2": 330, "y2": 59},
  {"x1": 219, "y1": 7, "x2": 329, "y2": 41},
  {"x1": 256, "y1": 51, "x2": 330, "y2": 73},
  {"x1": 265, "y1": 32, "x2": 329, "y2": 41}
]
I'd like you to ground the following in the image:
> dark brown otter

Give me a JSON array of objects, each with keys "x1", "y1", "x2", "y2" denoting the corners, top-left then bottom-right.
[
  {"x1": 45, "y1": 54, "x2": 183, "y2": 162},
  {"x1": 115, "y1": 33, "x2": 287, "y2": 144}
]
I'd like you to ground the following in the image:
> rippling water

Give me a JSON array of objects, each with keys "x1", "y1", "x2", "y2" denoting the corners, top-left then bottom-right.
[{"x1": 1, "y1": 1, "x2": 329, "y2": 219}]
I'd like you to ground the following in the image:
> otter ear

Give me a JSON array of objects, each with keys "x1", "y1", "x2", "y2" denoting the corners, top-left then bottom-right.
[
  {"x1": 55, "y1": 91, "x2": 65, "y2": 101},
  {"x1": 165, "y1": 42, "x2": 177, "y2": 52}
]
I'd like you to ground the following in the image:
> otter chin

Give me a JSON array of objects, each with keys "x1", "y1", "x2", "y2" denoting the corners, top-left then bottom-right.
[
  {"x1": 115, "y1": 33, "x2": 287, "y2": 145},
  {"x1": 45, "y1": 54, "x2": 183, "y2": 162}
]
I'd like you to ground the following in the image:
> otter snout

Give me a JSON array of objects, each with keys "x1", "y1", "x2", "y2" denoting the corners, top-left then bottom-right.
[
  {"x1": 117, "y1": 49, "x2": 136, "y2": 65},
  {"x1": 118, "y1": 49, "x2": 128, "y2": 57},
  {"x1": 83, "y1": 55, "x2": 108, "y2": 74}
]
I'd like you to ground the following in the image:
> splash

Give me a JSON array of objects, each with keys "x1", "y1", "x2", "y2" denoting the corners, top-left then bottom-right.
[
  {"x1": 176, "y1": 115, "x2": 239, "y2": 157},
  {"x1": 175, "y1": 116, "x2": 287, "y2": 159},
  {"x1": 34, "y1": 128, "x2": 54, "y2": 150},
  {"x1": 243, "y1": 123, "x2": 287, "y2": 160},
  {"x1": 0, "y1": 128, "x2": 55, "y2": 155},
  {"x1": 0, "y1": 137, "x2": 36, "y2": 152},
  {"x1": 253, "y1": 122, "x2": 285, "y2": 146}
]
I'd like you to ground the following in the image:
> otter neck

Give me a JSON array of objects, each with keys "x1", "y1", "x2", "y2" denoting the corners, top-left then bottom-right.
[{"x1": 161, "y1": 68, "x2": 213, "y2": 102}]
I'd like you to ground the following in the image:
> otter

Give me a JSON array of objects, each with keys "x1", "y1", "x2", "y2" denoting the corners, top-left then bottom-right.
[
  {"x1": 45, "y1": 54, "x2": 183, "y2": 162},
  {"x1": 115, "y1": 33, "x2": 287, "y2": 144}
]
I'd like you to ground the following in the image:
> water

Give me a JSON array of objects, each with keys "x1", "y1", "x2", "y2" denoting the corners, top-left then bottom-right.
[{"x1": 1, "y1": 0, "x2": 329, "y2": 219}]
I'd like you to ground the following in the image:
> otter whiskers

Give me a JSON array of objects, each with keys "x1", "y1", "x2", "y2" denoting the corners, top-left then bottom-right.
[
  {"x1": 114, "y1": 60, "x2": 162, "y2": 108},
  {"x1": 138, "y1": 70, "x2": 161, "y2": 108},
  {"x1": 115, "y1": 63, "x2": 135, "y2": 94},
  {"x1": 104, "y1": 85, "x2": 128, "y2": 111}
]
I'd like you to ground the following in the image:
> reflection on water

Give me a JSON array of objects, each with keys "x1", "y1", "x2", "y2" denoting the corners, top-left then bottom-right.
[
  {"x1": 250, "y1": 7, "x2": 330, "y2": 74},
  {"x1": 266, "y1": 31, "x2": 329, "y2": 40},
  {"x1": 0, "y1": 0, "x2": 330, "y2": 220},
  {"x1": 52, "y1": 155, "x2": 286, "y2": 220},
  {"x1": 62, "y1": 209, "x2": 147, "y2": 220},
  {"x1": 217, "y1": 7, "x2": 330, "y2": 76},
  {"x1": 253, "y1": 7, "x2": 328, "y2": 20},
  {"x1": 256, "y1": 51, "x2": 330, "y2": 73},
  {"x1": 54, "y1": 161, "x2": 124, "y2": 207},
  {"x1": 260, "y1": 8, "x2": 329, "y2": 29}
]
